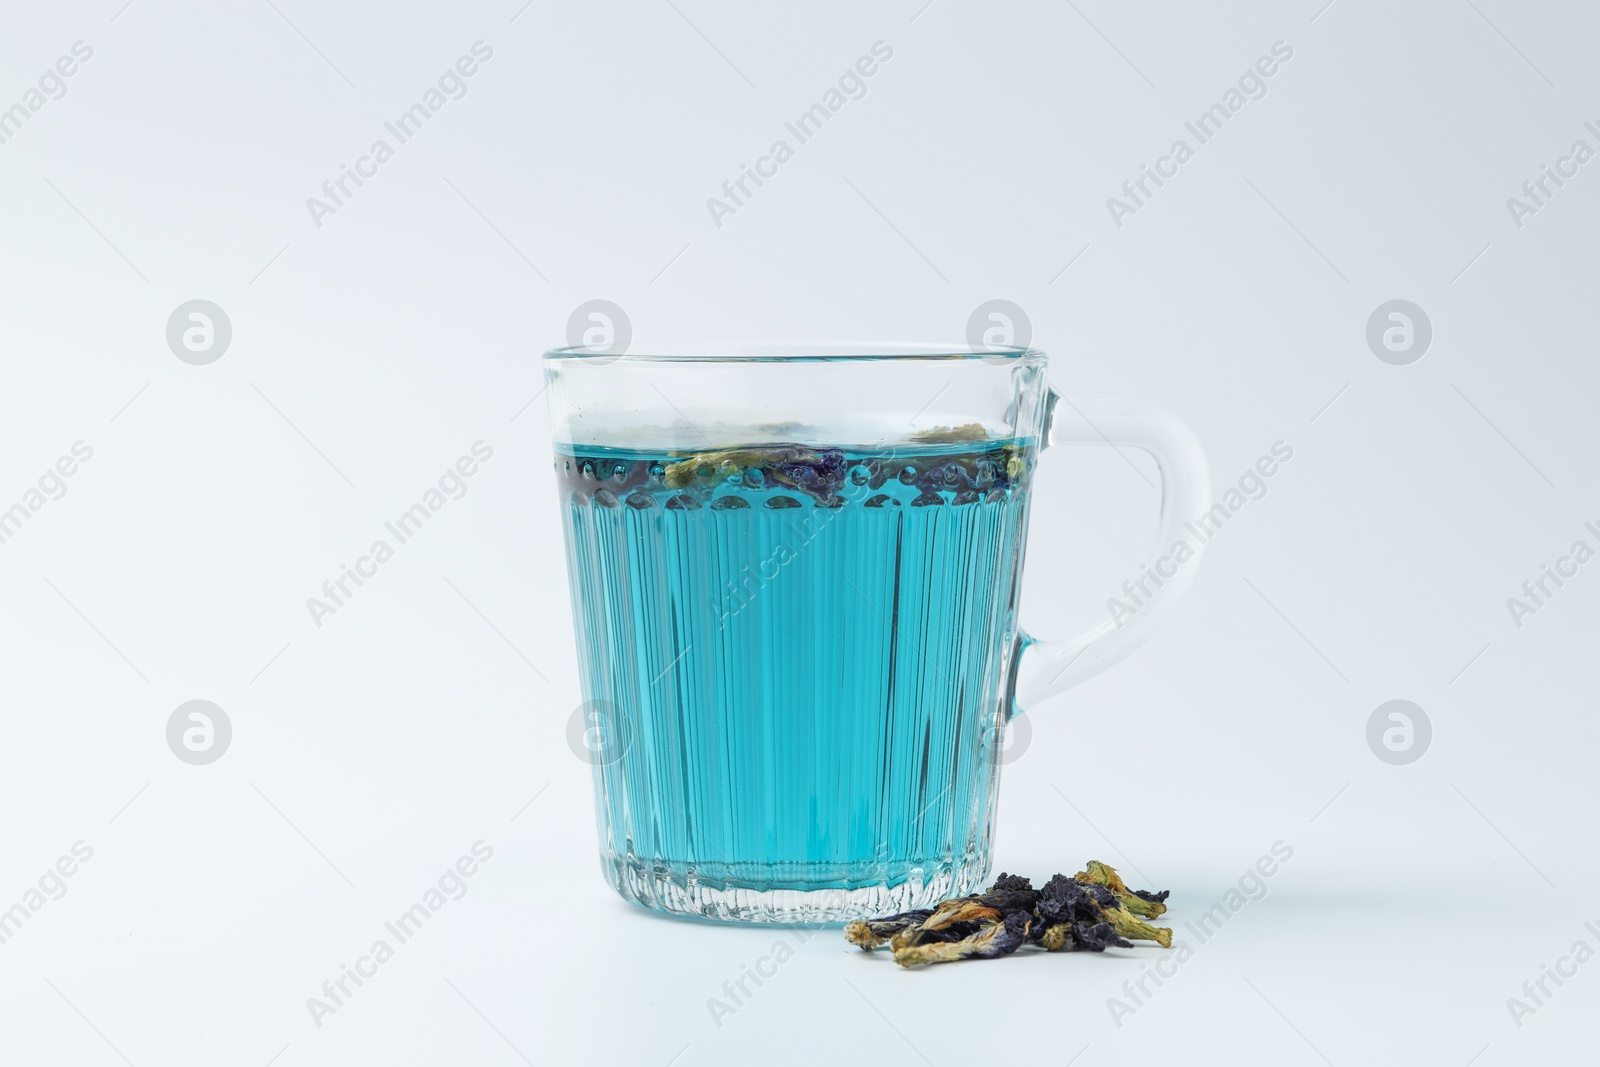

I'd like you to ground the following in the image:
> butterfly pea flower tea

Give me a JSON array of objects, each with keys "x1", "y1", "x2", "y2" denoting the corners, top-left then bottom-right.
[{"x1": 542, "y1": 345, "x2": 1209, "y2": 922}]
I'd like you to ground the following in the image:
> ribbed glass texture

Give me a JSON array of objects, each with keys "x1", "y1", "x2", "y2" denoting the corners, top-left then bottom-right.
[{"x1": 556, "y1": 439, "x2": 1034, "y2": 921}]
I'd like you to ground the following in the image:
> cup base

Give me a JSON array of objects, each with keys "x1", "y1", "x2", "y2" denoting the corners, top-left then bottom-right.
[{"x1": 602, "y1": 850, "x2": 991, "y2": 923}]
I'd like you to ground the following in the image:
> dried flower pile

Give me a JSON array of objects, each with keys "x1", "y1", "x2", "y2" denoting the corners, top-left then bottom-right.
[{"x1": 845, "y1": 861, "x2": 1172, "y2": 967}]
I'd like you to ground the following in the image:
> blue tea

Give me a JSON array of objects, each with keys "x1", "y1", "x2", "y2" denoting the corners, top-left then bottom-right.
[{"x1": 556, "y1": 436, "x2": 1036, "y2": 920}]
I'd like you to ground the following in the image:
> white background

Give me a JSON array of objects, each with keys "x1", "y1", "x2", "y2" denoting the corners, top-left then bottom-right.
[{"x1": 2, "y1": 0, "x2": 1596, "y2": 1064}]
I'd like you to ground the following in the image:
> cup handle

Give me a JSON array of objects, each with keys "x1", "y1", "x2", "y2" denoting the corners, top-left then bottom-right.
[{"x1": 1010, "y1": 390, "x2": 1211, "y2": 714}]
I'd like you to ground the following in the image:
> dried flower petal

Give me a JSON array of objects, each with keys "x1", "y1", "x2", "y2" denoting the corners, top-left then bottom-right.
[
  {"x1": 1076, "y1": 860, "x2": 1170, "y2": 918},
  {"x1": 1071, "y1": 920, "x2": 1134, "y2": 952},
  {"x1": 892, "y1": 911, "x2": 1033, "y2": 968},
  {"x1": 989, "y1": 872, "x2": 1033, "y2": 893}
]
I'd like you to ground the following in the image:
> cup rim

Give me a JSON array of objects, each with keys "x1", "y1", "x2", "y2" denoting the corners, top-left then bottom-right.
[{"x1": 541, "y1": 342, "x2": 1045, "y2": 364}]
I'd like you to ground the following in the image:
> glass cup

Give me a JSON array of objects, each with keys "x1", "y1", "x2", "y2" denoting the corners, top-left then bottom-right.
[{"x1": 542, "y1": 344, "x2": 1208, "y2": 922}]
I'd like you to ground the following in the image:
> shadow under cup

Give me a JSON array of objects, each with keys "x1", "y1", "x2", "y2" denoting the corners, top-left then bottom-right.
[{"x1": 544, "y1": 345, "x2": 1053, "y2": 922}]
